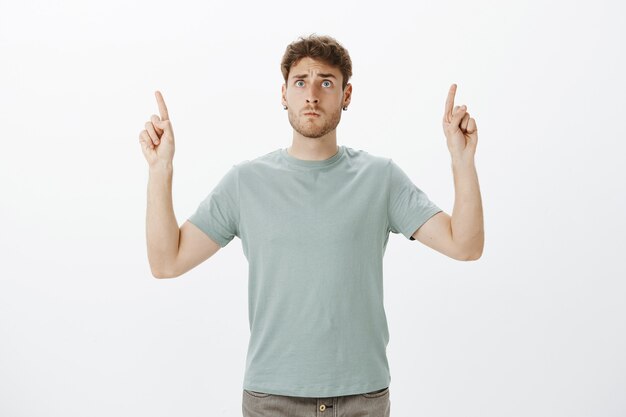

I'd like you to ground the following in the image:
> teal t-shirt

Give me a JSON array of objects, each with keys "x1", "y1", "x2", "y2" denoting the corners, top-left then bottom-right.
[{"x1": 187, "y1": 145, "x2": 442, "y2": 397}]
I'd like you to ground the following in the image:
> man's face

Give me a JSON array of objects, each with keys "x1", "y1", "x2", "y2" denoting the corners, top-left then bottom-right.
[{"x1": 281, "y1": 57, "x2": 352, "y2": 139}]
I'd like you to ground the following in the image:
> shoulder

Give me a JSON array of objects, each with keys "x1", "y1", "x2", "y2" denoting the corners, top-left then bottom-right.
[
  {"x1": 231, "y1": 148, "x2": 281, "y2": 174},
  {"x1": 342, "y1": 146, "x2": 391, "y2": 170}
]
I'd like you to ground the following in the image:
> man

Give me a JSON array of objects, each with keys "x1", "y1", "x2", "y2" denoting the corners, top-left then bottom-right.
[{"x1": 139, "y1": 34, "x2": 483, "y2": 417}]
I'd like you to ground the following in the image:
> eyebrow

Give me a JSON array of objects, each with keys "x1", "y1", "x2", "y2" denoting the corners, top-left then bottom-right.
[{"x1": 291, "y1": 73, "x2": 337, "y2": 80}]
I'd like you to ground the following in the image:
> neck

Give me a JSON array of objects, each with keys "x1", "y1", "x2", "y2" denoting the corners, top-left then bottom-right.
[{"x1": 288, "y1": 132, "x2": 338, "y2": 161}]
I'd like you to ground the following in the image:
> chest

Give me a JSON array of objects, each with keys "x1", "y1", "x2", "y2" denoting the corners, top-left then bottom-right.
[{"x1": 239, "y1": 171, "x2": 387, "y2": 248}]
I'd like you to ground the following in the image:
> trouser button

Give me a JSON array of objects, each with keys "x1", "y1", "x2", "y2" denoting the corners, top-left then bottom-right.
[{"x1": 319, "y1": 404, "x2": 326, "y2": 411}]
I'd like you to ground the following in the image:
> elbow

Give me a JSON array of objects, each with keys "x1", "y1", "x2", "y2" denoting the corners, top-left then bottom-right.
[
  {"x1": 456, "y1": 242, "x2": 483, "y2": 261},
  {"x1": 454, "y1": 253, "x2": 478, "y2": 261},
  {"x1": 463, "y1": 233, "x2": 484, "y2": 261},
  {"x1": 151, "y1": 267, "x2": 177, "y2": 279},
  {"x1": 151, "y1": 269, "x2": 167, "y2": 279},
  {"x1": 149, "y1": 257, "x2": 180, "y2": 279},
  {"x1": 462, "y1": 246, "x2": 483, "y2": 261},
  {"x1": 463, "y1": 252, "x2": 482, "y2": 261}
]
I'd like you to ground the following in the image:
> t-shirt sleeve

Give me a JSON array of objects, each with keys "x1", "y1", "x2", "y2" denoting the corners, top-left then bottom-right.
[
  {"x1": 187, "y1": 164, "x2": 240, "y2": 248},
  {"x1": 387, "y1": 159, "x2": 443, "y2": 240}
]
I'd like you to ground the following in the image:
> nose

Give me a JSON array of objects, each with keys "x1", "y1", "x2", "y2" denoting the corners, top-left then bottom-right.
[{"x1": 306, "y1": 85, "x2": 320, "y2": 104}]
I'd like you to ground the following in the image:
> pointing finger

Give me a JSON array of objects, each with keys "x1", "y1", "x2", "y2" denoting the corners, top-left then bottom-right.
[
  {"x1": 443, "y1": 83, "x2": 456, "y2": 123},
  {"x1": 155, "y1": 90, "x2": 170, "y2": 121}
]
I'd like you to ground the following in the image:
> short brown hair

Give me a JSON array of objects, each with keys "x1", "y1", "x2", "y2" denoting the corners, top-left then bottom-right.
[{"x1": 280, "y1": 33, "x2": 353, "y2": 91}]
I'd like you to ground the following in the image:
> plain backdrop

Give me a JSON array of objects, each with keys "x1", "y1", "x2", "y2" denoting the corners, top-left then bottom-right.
[{"x1": 1, "y1": 0, "x2": 625, "y2": 416}]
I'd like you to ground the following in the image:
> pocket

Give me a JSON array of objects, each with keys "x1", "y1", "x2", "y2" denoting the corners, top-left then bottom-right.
[
  {"x1": 360, "y1": 386, "x2": 389, "y2": 398},
  {"x1": 243, "y1": 389, "x2": 273, "y2": 398}
]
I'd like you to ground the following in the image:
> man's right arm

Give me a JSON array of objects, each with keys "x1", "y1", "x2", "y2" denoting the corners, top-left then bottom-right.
[{"x1": 146, "y1": 164, "x2": 222, "y2": 279}]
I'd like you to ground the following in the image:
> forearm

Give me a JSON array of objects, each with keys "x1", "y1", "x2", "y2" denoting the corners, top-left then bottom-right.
[
  {"x1": 450, "y1": 157, "x2": 484, "y2": 259},
  {"x1": 146, "y1": 163, "x2": 180, "y2": 276}
]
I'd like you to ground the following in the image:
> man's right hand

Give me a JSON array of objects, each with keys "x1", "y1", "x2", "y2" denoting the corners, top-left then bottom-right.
[{"x1": 139, "y1": 90, "x2": 176, "y2": 168}]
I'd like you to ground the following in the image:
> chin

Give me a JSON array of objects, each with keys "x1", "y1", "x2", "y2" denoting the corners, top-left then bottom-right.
[{"x1": 301, "y1": 131, "x2": 325, "y2": 139}]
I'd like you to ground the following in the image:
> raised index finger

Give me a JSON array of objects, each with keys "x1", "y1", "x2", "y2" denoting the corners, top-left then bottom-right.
[
  {"x1": 154, "y1": 90, "x2": 170, "y2": 121},
  {"x1": 444, "y1": 83, "x2": 457, "y2": 123}
]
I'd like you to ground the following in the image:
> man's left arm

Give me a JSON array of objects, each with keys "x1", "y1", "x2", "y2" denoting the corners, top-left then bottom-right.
[{"x1": 412, "y1": 83, "x2": 484, "y2": 261}]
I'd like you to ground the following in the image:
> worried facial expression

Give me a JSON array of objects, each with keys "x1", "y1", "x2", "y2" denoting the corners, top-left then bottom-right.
[{"x1": 282, "y1": 57, "x2": 352, "y2": 139}]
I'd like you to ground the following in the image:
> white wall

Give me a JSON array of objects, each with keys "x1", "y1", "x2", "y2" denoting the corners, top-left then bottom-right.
[{"x1": 1, "y1": 0, "x2": 624, "y2": 416}]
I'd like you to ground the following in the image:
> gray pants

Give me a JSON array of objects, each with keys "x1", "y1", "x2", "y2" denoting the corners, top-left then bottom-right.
[{"x1": 242, "y1": 386, "x2": 390, "y2": 417}]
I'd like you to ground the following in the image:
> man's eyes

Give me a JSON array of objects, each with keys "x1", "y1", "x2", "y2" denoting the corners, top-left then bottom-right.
[{"x1": 295, "y1": 80, "x2": 333, "y2": 87}]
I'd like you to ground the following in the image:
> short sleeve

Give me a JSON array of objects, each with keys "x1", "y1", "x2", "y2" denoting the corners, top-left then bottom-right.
[
  {"x1": 387, "y1": 159, "x2": 442, "y2": 240},
  {"x1": 187, "y1": 164, "x2": 240, "y2": 248}
]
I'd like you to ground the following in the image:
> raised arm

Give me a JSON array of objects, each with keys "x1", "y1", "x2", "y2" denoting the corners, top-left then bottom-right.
[
  {"x1": 139, "y1": 91, "x2": 222, "y2": 278},
  {"x1": 413, "y1": 84, "x2": 484, "y2": 261}
]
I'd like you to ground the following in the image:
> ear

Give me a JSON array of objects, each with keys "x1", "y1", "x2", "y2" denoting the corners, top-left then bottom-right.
[
  {"x1": 281, "y1": 83, "x2": 287, "y2": 107},
  {"x1": 343, "y1": 83, "x2": 352, "y2": 107}
]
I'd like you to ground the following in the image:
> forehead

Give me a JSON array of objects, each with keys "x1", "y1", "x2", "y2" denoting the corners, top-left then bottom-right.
[{"x1": 289, "y1": 57, "x2": 339, "y2": 77}]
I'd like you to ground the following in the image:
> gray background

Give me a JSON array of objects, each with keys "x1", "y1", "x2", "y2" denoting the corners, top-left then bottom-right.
[{"x1": 1, "y1": 0, "x2": 624, "y2": 416}]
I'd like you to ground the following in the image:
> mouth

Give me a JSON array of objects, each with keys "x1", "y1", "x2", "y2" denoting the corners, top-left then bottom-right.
[{"x1": 304, "y1": 113, "x2": 320, "y2": 117}]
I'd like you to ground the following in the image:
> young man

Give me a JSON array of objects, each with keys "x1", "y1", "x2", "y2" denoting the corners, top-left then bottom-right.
[{"x1": 139, "y1": 34, "x2": 483, "y2": 417}]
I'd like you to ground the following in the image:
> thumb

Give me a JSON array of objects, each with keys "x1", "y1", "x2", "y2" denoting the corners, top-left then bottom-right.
[
  {"x1": 152, "y1": 117, "x2": 172, "y2": 136},
  {"x1": 451, "y1": 105, "x2": 466, "y2": 127}
]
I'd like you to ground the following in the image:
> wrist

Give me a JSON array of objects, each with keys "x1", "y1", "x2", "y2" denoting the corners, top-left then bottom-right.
[
  {"x1": 451, "y1": 154, "x2": 474, "y2": 168},
  {"x1": 149, "y1": 161, "x2": 173, "y2": 175}
]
